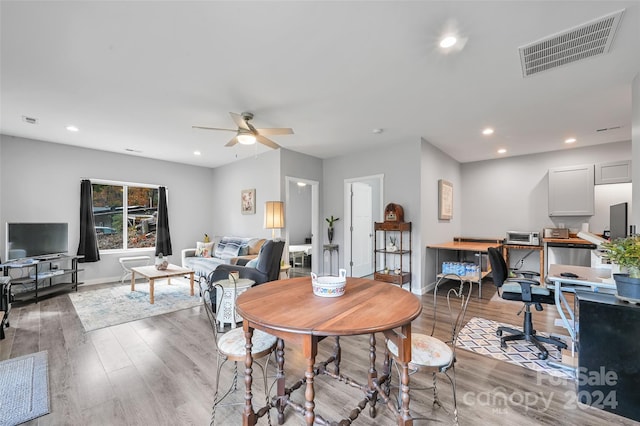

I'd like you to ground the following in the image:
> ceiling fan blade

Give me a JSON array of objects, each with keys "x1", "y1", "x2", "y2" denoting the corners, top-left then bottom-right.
[
  {"x1": 256, "y1": 134, "x2": 281, "y2": 149},
  {"x1": 230, "y1": 112, "x2": 250, "y2": 130},
  {"x1": 225, "y1": 136, "x2": 238, "y2": 147},
  {"x1": 192, "y1": 125, "x2": 236, "y2": 132},
  {"x1": 256, "y1": 127, "x2": 294, "y2": 136}
]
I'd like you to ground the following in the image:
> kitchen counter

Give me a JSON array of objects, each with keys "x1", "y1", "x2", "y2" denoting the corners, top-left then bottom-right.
[{"x1": 542, "y1": 236, "x2": 593, "y2": 245}]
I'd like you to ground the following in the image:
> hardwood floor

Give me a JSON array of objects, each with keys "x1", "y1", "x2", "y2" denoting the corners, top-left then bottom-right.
[{"x1": 1, "y1": 279, "x2": 638, "y2": 426}]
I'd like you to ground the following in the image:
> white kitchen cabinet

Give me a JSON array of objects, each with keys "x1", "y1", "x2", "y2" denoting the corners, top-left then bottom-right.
[
  {"x1": 548, "y1": 164, "x2": 594, "y2": 216},
  {"x1": 595, "y1": 160, "x2": 632, "y2": 184}
]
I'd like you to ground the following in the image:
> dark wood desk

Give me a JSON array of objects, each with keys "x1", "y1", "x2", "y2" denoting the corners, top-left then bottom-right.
[{"x1": 236, "y1": 277, "x2": 422, "y2": 425}]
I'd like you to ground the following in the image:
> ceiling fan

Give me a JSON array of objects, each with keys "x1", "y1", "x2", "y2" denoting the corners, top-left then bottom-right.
[{"x1": 193, "y1": 112, "x2": 294, "y2": 149}]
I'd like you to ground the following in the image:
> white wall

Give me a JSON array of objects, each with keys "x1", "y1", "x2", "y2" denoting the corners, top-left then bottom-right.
[
  {"x1": 0, "y1": 135, "x2": 214, "y2": 283},
  {"x1": 421, "y1": 138, "x2": 462, "y2": 292},
  {"x1": 323, "y1": 140, "x2": 421, "y2": 292}
]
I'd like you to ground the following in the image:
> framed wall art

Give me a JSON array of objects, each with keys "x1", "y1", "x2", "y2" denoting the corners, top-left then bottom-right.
[
  {"x1": 438, "y1": 179, "x2": 453, "y2": 220},
  {"x1": 241, "y1": 188, "x2": 256, "y2": 215}
]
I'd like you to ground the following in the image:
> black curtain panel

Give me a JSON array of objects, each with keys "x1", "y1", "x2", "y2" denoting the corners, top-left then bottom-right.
[
  {"x1": 155, "y1": 186, "x2": 172, "y2": 256},
  {"x1": 77, "y1": 179, "x2": 100, "y2": 263}
]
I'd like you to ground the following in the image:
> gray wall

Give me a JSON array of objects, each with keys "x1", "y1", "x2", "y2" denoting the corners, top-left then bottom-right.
[
  {"x1": 461, "y1": 141, "x2": 631, "y2": 237},
  {"x1": 323, "y1": 140, "x2": 422, "y2": 291},
  {"x1": 421, "y1": 139, "x2": 463, "y2": 292},
  {"x1": 461, "y1": 141, "x2": 632, "y2": 271},
  {"x1": 0, "y1": 135, "x2": 214, "y2": 283},
  {"x1": 209, "y1": 149, "x2": 281, "y2": 240}
]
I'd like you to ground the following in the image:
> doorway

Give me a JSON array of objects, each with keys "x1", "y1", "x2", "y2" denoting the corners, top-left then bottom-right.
[
  {"x1": 344, "y1": 175, "x2": 384, "y2": 277},
  {"x1": 285, "y1": 177, "x2": 320, "y2": 276}
]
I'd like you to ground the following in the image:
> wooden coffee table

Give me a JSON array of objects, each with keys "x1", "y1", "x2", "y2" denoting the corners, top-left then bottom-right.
[{"x1": 130, "y1": 264, "x2": 195, "y2": 304}]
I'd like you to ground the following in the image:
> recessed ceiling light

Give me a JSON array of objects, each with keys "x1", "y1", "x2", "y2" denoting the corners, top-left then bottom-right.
[
  {"x1": 193, "y1": 151, "x2": 201, "y2": 156},
  {"x1": 372, "y1": 128, "x2": 384, "y2": 134},
  {"x1": 482, "y1": 127, "x2": 494, "y2": 136},
  {"x1": 66, "y1": 125, "x2": 79, "y2": 132},
  {"x1": 497, "y1": 148, "x2": 507, "y2": 154},
  {"x1": 439, "y1": 35, "x2": 457, "y2": 48},
  {"x1": 565, "y1": 138, "x2": 577, "y2": 144}
]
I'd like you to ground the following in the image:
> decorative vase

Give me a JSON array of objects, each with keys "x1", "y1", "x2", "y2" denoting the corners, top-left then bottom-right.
[
  {"x1": 328, "y1": 227, "x2": 334, "y2": 244},
  {"x1": 155, "y1": 253, "x2": 168, "y2": 270},
  {"x1": 613, "y1": 273, "x2": 640, "y2": 301}
]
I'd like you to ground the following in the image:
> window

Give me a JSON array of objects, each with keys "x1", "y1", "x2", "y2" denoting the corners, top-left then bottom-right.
[{"x1": 92, "y1": 183, "x2": 159, "y2": 251}]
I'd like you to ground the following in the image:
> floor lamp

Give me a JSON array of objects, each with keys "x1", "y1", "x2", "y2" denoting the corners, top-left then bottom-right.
[{"x1": 264, "y1": 201, "x2": 284, "y2": 239}]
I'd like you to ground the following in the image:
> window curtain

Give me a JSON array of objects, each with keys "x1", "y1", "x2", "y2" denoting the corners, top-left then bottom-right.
[
  {"x1": 77, "y1": 179, "x2": 100, "y2": 263},
  {"x1": 155, "y1": 186, "x2": 172, "y2": 256}
]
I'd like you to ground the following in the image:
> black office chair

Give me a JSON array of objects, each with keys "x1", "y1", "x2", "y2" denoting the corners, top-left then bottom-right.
[{"x1": 487, "y1": 247, "x2": 567, "y2": 360}]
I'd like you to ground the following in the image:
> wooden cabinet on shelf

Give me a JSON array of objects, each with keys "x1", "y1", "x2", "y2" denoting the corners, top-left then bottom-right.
[
  {"x1": 374, "y1": 221, "x2": 411, "y2": 287},
  {"x1": 2, "y1": 255, "x2": 83, "y2": 303}
]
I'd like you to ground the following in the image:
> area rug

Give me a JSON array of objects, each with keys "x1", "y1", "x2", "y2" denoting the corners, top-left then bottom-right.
[
  {"x1": 0, "y1": 351, "x2": 49, "y2": 426},
  {"x1": 457, "y1": 317, "x2": 574, "y2": 381},
  {"x1": 69, "y1": 278, "x2": 201, "y2": 332}
]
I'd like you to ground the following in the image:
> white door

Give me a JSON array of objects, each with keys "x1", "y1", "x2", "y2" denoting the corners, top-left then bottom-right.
[{"x1": 350, "y1": 182, "x2": 373, "y2": 277}]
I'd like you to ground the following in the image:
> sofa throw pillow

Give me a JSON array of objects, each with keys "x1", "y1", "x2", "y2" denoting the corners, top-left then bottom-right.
[
  {"x1": 219, "y1": 237, "x2": 252, "y2": 258},
  {"x1": 195, "y1": 241, "x2": 214, "y2": 257},
  {"x1": 247, "y1": 238, "x2": 266, "y2": 255}
]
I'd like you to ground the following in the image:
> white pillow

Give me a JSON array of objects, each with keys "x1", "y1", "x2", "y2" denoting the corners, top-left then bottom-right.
[{"x1": 195, "y1": 241, "x2": 214, "y2": 257}]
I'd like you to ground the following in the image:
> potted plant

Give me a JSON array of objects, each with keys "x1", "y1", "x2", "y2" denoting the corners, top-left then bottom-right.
[
  {"x1": 601, "y1": 235, "x2": 640, "y2": 301},
  {"x1": 326, "y1": 215, "x2": 339, "y2": 244}
]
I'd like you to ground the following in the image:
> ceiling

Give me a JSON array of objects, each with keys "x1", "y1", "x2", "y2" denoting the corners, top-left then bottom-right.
[{"x1": 1, "y1": 1, "x2": 639, "y2": 169}]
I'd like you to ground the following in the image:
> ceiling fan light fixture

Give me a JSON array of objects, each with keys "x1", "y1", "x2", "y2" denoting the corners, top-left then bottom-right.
[{"x1": 237, "y1": 134, "x2": 257, "y2": 145}]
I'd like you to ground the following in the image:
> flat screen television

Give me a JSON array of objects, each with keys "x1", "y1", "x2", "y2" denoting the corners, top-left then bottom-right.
[
  {"x1": 609, "y1": 202, "x2": 628, "y2": 240},
  {"x1": 6, "y1": 222, "x2": 69, "y2": 261}
]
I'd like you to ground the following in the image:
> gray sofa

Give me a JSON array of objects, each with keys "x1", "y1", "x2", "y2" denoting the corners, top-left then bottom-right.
[{"x1": 181, "y1": 236, "x2": 265, "y2": 278}]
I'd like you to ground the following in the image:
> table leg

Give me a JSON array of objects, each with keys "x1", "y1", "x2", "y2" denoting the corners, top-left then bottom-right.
[
  {"x1": 243, "y1": 324, "x2": 257, "y2": 426},
  {"x1": 302, "y1": 336, "x2": 318, "y2": 425},
  {"x1": 189, "y1": 272, "x2": 194, "y2": 296},
  {"x1": 477, "y1": 250, "x2": 482, "y2": 299},
  {"x1": 332, "y1": 336, "x2": 341, "y2": 376},
  {"x1": 553, "y1": 280, "x2": 576, "y2": 341},
  {"x1": 368, "y1": 333, "x2": 378, "y2": 418},
  {"x1": 131, "y1": 271, "x2": 136, "y2": 292},
  {"x1": 149, "y1": 278, "x2": 155, "y2": 304}
]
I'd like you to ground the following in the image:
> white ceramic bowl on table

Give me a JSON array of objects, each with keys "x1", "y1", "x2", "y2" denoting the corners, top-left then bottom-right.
[{"x1": 310, "y1": 269, "x2": 347, "y2": 297}]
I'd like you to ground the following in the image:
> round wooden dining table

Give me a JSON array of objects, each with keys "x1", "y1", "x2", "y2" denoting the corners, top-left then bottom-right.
[{"x1": 236, "y1": 276, "x2": 422, "y2": 425}]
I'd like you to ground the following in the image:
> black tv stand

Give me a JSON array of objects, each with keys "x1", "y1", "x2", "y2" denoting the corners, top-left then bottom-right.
[{"x1": 2, "y1": 255, "x2": 84, "y2": 303}]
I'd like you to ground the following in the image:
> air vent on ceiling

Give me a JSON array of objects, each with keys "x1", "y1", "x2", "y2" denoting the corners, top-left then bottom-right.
[
  {"x1": 22, "y1": 116, "x2": 38, "y2": 125},
  {"x1": 519, "y1": 9, "x2": 624, "y2": 77}
]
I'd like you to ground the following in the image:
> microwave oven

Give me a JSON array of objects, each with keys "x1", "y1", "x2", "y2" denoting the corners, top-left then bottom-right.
[{"x1": 505, "y1": 231, "x2": 540, "y2": 246}]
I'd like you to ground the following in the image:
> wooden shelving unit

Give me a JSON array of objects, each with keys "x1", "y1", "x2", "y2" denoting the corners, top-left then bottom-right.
[{"x1": 373, "y1": 221, "x2": 411, "y2": 287}]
